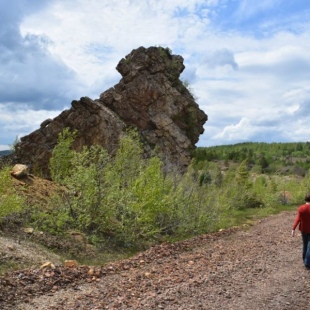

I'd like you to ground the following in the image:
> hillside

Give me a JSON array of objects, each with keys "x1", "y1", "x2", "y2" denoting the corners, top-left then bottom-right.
[
  {"x1": 1, "y1": 211, "x2": 308, "y2": 309},
  {"x1": 1, "y1": 139, "x2": 310, "y2": 308},
  {"x1": 194, "y1": 142, "x2": 310, "y2": 175},
  {"x1": 0, "y1": 150, "x2": 11, "y2": 157}
]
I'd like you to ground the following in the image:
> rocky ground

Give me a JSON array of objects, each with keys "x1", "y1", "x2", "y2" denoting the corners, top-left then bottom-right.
[{"x1": 0, "y1": 210, "x2": 309, "y2": 309}]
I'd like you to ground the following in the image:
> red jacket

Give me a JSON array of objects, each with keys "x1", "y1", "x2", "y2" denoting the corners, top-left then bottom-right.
[{"x1": 292, "y1": 203, "x2": 310, "y2": 233}]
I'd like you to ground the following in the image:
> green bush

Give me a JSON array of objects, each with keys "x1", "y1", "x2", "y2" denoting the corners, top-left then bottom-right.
[
  {"x1": 39, "y1": 129, "x2": 227, "y2": 247},
  {"x1": 49, "y1": 128, "x2": 77, "y2": 184},
  {"x1": 34, "y1": 128, "x2": 306, "y2": 250},
  {"x1": 0, "y1": 167, "x2": 24, "y2": 221}
]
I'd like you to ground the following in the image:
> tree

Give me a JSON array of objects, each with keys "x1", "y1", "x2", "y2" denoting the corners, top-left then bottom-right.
[
  {"x1": 0, "y1": 167, "x2": 24, "y2": 220},
  {"x1": 235, "y1": 159, "x2": 250, "y2": 187},
  {"x1": 199, "y1": 171, "x2": 212, "y2": 186},
  {"x1": 214, "y1": 167, "x2": 223, "y2": 187},
  {"x1": 49, "y1": 128, "x2": 77, "y2": 184},
  {"x1": 259, "y1": 154, "x2": 269, "y2": 173}
]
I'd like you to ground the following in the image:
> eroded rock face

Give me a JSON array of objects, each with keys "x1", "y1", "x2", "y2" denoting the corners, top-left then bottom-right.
[{"x1": 14, "y1": 46, "x2": 207, "y2": 177}]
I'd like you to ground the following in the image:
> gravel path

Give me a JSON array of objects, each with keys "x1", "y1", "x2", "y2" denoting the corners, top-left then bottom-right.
[{"x1": 3, "y1": 210, "x2": 310, "y2": 309}]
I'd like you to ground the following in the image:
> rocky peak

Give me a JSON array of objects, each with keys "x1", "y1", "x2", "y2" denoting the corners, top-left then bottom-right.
[
  {"x1": 14, "y1": 46, "x2": 207, "y2": 177},
  {"x1": 116, "y1": 46, "x2": 184, "y2": 83}
]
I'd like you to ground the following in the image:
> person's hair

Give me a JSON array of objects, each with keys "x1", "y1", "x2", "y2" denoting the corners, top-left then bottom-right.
[{"x1": 305, "y1": 193, "x2": 310, "y2": 202}]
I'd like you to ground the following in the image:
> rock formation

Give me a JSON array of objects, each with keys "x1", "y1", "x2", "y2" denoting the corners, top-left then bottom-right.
[{"x1": 14, "y1": 46, "x2": 208, "y2": 177}]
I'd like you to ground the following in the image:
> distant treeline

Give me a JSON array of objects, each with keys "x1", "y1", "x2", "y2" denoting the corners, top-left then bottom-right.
[
  {"x1": 193, "y1": 142, "x2": 310, "y2": 175},
  {"x1": 0, "y1": 150, "x2": 11, "y2": 157}
]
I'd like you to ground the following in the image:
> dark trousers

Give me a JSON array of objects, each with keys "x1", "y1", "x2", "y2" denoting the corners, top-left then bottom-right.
[{"x1": 302, "y1": 232, "x2": 310, "y2": 267}]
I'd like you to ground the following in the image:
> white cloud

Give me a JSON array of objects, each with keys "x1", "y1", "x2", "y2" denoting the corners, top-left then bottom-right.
[
  {"x1": 0, "y1": 103, "x2": 62, "y2": 147},
  {"x1": 213, "y1": 117, "x2": 254, "y2": 141},
  {"x1": 189, "y1": 21, "x2": 310, "y2": 145},
  {"x1": 1, "y1": 0, "x2": 310, "y2": 149},
  {"x1": 20, "y1": 0, "x2": 202, "y2": 86}
]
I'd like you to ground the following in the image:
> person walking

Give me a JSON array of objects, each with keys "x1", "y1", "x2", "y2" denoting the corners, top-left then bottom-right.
[{"x1": 292, "y1": 193, "x2": 310, "y2": 269}]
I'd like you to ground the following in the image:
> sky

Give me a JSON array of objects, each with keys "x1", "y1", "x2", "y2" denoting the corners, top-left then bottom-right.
[{"x1": 1, "y1": 0, "x2": 310, "y2": 150}]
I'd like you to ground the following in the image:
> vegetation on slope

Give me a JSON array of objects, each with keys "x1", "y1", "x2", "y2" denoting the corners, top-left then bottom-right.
[
  {"x1": 194, "y1": 142, "x2": 310, "y2": 175},
  {"x1": 1, "y1": 133, "x2": 309, "y2": 271},
  {"x1": 0, "y1": 150, "x2": 12, "y2": 157}
]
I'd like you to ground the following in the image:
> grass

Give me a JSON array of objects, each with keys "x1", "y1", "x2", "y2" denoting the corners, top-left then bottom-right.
[
  {"x1": 74, "y1": 250, "x2": 136, "y2": 266},
  {"x1": 219, "y1": 203, "x2": 298, "y2": 230},
  {"x1": 0, "y1": 259, "x2": 28, "y2": 275},
  {"x1": 0, "y1": 203, "x2": 299, "y2": 273}
]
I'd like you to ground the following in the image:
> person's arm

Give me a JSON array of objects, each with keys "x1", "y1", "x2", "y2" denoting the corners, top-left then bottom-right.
[{"x1": 292, "y1": 207, "x2": 301, "y2": 237}]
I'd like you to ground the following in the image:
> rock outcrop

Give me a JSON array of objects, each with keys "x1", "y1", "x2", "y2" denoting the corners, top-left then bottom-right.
[
  {"x1": 14, "y1": 46, "x2": 207, "y2": 177},
  {"x1": 14, "y1": 97, "x2": 125, "y2": 177}
]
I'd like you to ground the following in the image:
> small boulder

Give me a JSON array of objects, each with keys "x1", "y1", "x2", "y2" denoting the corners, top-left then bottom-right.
[
  {"x1": 23, "y1": 227, "x2": 34, "y2": 234},
  {"x1": 11, "y1": 164, "x2": 29, "y2": 178},
  {"x1": 40, "y1": 261, "x2": 56, "y2": 269},
  {"x1": 64, "y1": 260, "x2": 79, "y2": 268}
]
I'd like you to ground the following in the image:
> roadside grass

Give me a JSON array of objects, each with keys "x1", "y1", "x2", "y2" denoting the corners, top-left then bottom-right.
[
  {"x1": 71, "y1": 250, "x2": 136, "y2": 267},
  {"x1": 0, "y1": 204, "x2": 299, "y2": 274},
  {"x1": 218, "y1": 203, "x2": 298, "y2": 230},
  {"x1": 0, "y1": 259, "x2": 20, "y2": 275}
]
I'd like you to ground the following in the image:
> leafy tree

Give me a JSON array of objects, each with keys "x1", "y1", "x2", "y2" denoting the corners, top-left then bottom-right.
[
  {"x1": 49, "y1": 128, "x2": 77, "y2": 184},
  {"x1": 235, "y1": 159, "x2": 250, "y2": 187},
  {"x1": 213, "y1": 167, "x2": 223, "y2": 187},
  {"x1": 64, "y1": 145, "x2": 111, "y2": 233},
  {"x1": 37, "y1": 129, "x2": 310, "y2": 249},
  {"x1": 199, "y1": 171, "x2": 212, "y2": 186},
  {"x1": 110, "y1": 130, "x2": 144, "y2": 190},
  {"x1": 193, "y1": 142, "x2": 310, "y2": 175},
  {"x1": 0, "y1": 167, "x2": 24, "y2": 220},
  {"x1": 258, "y1": 154, "x2": 269, "y2": 173}
]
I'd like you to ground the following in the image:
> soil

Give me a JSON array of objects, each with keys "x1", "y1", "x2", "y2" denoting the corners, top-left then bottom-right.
[
  {"x1": 0, "y1": 210, "x2": 309, "y2": 310},
  {"x1": 11, "y1": 174, "x2": 64, "y2": 207}
]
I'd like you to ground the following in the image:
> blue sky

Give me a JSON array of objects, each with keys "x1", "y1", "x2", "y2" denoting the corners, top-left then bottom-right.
[{"x1": 1, "y1": 0, "x2": 310, "y2": 150}]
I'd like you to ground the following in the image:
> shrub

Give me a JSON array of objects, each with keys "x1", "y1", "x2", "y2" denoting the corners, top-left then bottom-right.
[
  {"x1": 0, "y1": 166, "x2": 24, "y2": 221},
  {"x1": 49, "y1": 128, "x2": 77, "y2": 184}
]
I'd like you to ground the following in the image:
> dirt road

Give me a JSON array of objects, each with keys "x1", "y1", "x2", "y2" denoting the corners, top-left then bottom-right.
[{"x1": 2, "y1": 210, "x2": 310, "y2": 309}]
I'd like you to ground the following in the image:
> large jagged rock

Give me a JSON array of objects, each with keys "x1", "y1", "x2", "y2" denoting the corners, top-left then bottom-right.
[
  {"x1": 14, "y1": 98, "x2": 125, "y2": 177},
  {"x1": 14, "y1": 46, "x2": 207, "y2": 177}
]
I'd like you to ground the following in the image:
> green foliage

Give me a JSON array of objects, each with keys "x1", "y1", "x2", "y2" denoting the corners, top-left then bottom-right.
[
  {"x1": 0, "y1": 167, "x2": 24, "y2": 220},
  {"x1": 30, "y1": 197, "x2": 75, "y2": 235},
  {"x1": 112, "y1": 130, "x2": 144, "y2": 189},
  {"x1": 182, "y1": 79, "x2": 190, "y2": 88},
  {"x1": 49, "y1": 128, "x2": 77, "y2": 183},
  {"x1": 199, "y1": 171, "x2": 212, "y2": 186},
  {"x1": 235, "y1": 159, "x2": 250, "y2": 187},
  {"x1": 259, "y1": 154, "x2": 269, "y2": 171},
  {"x1": 193, "y1": 142, "x2": 310, "y2": 175},
  {"x1": 117, "y1": 157, "x2": 173, "y2": 243},
  {"x1": 180, "y1": 79, "x2": 198, "y2": 100},
  {"x1": 158, "y1": 46, "x2": 172, "y2": 59},
  {"x1": 232, "y1": 191, "x2": 263, "y2": 210},
  {"x1": 64, "y1": 145, "x2": 111, "y2": 232},
  {"x1": 0, "y1": 150, "x2": 12, "y2": 157},
  {"x1": 39, "y1": 129, "x2": 235, "y2": 247},
  {"x1": 31, "y1": 131, "x2": 310, "y2": 251}
]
